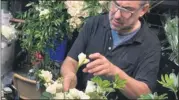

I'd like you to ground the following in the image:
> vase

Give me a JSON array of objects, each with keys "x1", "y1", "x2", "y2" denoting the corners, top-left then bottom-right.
[
  {"x1": 47, "y1": 39, "x2": 67, "y2": 63},
  {"x1": 13, "y1": 73, "x2": 43, "y2": 99}
]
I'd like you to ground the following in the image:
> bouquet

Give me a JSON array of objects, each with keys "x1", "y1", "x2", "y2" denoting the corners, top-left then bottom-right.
[{"x1": 36, "y1": 53, "x2": 126, "y2": 99}]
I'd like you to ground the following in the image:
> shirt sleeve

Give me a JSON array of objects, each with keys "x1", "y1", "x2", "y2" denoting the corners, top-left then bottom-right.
[
  {"x1": 134, "y1": 49, "x2": 161, "y2": 92},
  {"x1": 67, "y1": 18, "x2": 93, "y2": 61}
]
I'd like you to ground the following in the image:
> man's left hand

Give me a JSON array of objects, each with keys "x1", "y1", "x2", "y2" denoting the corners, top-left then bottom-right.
[{"x1": 83, "y1": 53, "x2": 119, "y2": 76}]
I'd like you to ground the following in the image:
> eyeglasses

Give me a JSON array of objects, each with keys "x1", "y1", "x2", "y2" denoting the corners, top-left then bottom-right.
[{"x1": 111, "y1": 1, "x2": 144, "y2": 19}]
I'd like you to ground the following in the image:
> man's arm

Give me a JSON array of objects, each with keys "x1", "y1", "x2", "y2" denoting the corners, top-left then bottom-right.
[
  {"x1": 114, "y1": 67, "x2": 151, "y2": 99},
  {"x1": 83, "y1": 51, "x2": 160, "y2": 99},
  {"x1": 60, "y1": 56, "x2": 78, "y2": 91}
]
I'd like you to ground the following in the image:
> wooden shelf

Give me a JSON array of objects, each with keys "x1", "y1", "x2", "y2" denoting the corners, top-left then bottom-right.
[{"x1": 10, "y1": 18, "x2": 25, "y2": 23}]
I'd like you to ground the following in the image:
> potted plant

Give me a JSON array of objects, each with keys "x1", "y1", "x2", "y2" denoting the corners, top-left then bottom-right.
[{"x1": 12, "y1": 0, "x2": 71, "y2": 99}]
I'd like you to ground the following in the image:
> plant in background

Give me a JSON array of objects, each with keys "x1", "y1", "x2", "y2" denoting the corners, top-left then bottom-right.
[
  {"x1": 158, "y1": 73, "x2": 179, "y2": 100},
  {"x1": 138, "y1": 92, "x2": 168, "y2": 100},
  {"x1": 164, "y1": 16, "x2": 178, "y2": 66},
  {"x1": 138, "y1": 72, "x2": 179, "y2": 100},
  {"x1": 64, "y1": 1, "x2": 109, "y2": 33},
  {"x1": 15, "y1": 0, "x2": 71, "y2": 67}
]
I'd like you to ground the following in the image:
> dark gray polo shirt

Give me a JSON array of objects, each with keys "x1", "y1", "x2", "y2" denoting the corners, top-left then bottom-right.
[{"x1": 67, "y1": 13, "x2": 161, "y2": 99}]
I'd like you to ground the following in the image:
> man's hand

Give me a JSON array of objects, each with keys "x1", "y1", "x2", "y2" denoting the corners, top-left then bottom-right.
[
  {"x1": 83, "y1": 53, "x2": 119, "y2": 76},
  {"x1": 63, "y1": 73, "x2": 77, "y2": 92}
]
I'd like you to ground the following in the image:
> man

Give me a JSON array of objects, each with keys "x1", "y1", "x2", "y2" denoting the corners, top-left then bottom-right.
[{"x1": 60, "y1": 0, "x2": 161, "y2": 99}]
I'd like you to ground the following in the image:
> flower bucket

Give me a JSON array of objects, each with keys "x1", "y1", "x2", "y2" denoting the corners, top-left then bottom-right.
[
  {"x1": 13, "y1": 73, "x2": 43, "y2": 99},
  {"x1": 47, "y1": 39, "x2": 67, "y2": 63}
]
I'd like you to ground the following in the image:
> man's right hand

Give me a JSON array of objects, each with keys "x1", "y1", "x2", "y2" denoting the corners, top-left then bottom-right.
[{"x1": 63, "y1": 73, "x2": 77, "y2": 92}]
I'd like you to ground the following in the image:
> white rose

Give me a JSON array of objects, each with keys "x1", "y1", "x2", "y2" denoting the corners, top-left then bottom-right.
[
  {"x1": 78, "y1": 52, "x2": 90, "y2": 67},
  {"x1": 68, "y1": 88, "x2": 80, "y2": 98},
  {"x1": 53, "y1": 92, "x2": 64, "y2": 99},
  {"x1": 85, "y1": 81, "x2": 96, "y2": 93},
  {"x1": 39, "y1": 70, "x2": 52, "y2": 82},
  {"x1": 78, "y1": 91, "x2": 90, "y2": 99},
  {"x1": 46, "y1": 83, "x2": 57, "y2": 94},
  {"x1": 1, "y1": 25, "x2": 16, "y2": 40}
]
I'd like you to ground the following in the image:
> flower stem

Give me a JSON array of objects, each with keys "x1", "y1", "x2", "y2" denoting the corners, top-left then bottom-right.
[{"x1": 174, "y1": 92, "x2": 178, "y2": 100}]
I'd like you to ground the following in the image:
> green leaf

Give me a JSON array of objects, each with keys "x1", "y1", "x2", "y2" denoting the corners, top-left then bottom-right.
[
  {"x1": 41, "y1": 91, "x2": 53, "y2": 99},
  {"x1": 113, "y1": 75, "x2": 126, "y2": 90},
  {"x1": 138, "y1": 92, "x2": 168, "y2": 100}
]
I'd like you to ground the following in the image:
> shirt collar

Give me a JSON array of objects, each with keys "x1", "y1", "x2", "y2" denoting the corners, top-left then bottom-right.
[{"x1": 102, "y1": 13, "x2": 147, "y2": 44}]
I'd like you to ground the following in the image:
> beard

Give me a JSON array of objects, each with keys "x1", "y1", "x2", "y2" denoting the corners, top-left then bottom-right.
[{"x1": 109, "y1": 12, "x2": 134, "y2": 33}]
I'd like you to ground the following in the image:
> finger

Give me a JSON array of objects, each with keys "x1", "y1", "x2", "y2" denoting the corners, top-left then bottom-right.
[
  {"x1": 63, "y1": 77, "x2": 71, "y2": 92},
  {"x1": 88, "y1": 65, "x2": 105, "y2": 73},
  {"x1": 89, "y1": 53, "x2": 103, "y2": 60},
  {"x1": 94, "y1": 69, "x2": 109, "y2": 76},
  {"x1": 83, "y1": 68, "x2": 88, "y2": 72},
  {"x1": 86, "y1": 59, "x2": 102, "y2": 69}
]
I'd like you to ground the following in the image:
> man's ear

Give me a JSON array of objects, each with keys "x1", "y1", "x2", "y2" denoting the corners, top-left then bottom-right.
[{"x1": 139, "y1": 4, "x2": 150, "y2": 17}]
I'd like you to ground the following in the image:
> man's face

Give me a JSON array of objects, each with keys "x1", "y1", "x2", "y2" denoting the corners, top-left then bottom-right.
[{"x1": 109, "y1": 1, "x2": 145, "y2": 32}]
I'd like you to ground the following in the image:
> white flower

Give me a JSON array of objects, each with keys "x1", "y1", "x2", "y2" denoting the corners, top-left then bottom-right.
[
  {"x1": 99, "y1": 1, "x2": 108, "y2": 5},
  {"x1": 67, "y1": 88, "x2": 90, "y2": 99},
  {"x1": 78, "y1": 91, "x2": 90, "y2": 99},
  {"x1": 68, "y1": 88, "x2": 80, "y2": 98},
  {"x1": 65, "y1": 1, "x2": 86, "y2": 17},
  {"x1": 39, "y1": 9, "x2": 50, "y2": 19},
  {"x1": 97, "y1": 86, "x2": 104, "y2": 94},
  {"x1": 1, "y1": 25, "x2": 16, "y2": 40},
  {"x1": 46, "y1": 83, "x2": 57, "y2": 94},
  {"x1": 39, "y1": 70, "x2": 52, "y2": 83},
  {"x1": 53, "y1": 92, "x2": 64, "y2": 99},
  {"x1": 169, "y1": 73, "x2": 178, "y2": 87},
  {"x1": 78, "y1": 52, "x2": 90, "y2": 67},
  {"x1": 85, "y1": 81, "x2": 96, "y2": 93},
  {"x1": 44, "y1": 82, "x2": 52, "y2": 88},
  {"x1": 67, "y1": 17, "x2": 82, "y2": 31}
]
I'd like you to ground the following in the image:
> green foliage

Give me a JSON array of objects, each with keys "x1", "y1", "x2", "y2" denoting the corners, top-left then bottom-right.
[
  {"x1": 14, "y1": 0, "x2": 71, "y2": 64},
  {"x1": 91, "y1": 76, "x2": 115, "y2": 93},
  {"x1": 138, "y1": 92, "x2": 168, "y2": 100},
  {"x1": 91, "y1": 75, "x2": 126, "y2": 99},
  {"x1": 83, "y1": 0, "x2": 108, "y2": 17},
  {"x1": 87, "y1": 92, "x2": 107, "y2": 99},
  {"x1": 40, "y1": 91, "x2": 54, "y2": 99},
  {"x1": 158, "y1": 73, "x2": 179, "y2": 93},
  {"x1": 113, "y1": 74, "x2": 127, "y2": 90},
  {"x1": 164, "y1": 16, "x2": 178, "y2": 65}
]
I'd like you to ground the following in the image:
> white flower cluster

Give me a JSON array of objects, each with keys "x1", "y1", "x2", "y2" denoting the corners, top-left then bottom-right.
[
  {"x1": 1, "y1": 25, "x2": 17, "y2": 41},
  {"x1": 37, "y1": 53, "x2": 93, "y2": 99},
  {"x1": 35, "y1": 6, "x2": 50, "y2": 19},
  {"x1": 39, "y1": 70, "x2": 53, "y2": 83},
  {"x1": 38, "y1": 70, "x2": 90, "y2": 99},
  {"x1": 65, "y1": 1, "x2": 89, "y2": 32}
]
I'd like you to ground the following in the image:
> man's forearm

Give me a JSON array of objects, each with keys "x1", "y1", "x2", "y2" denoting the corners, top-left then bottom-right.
[
  {"x1": 114, "y1": 66, "x2": 151, "y2": 99},
  {"x1": 60, "y1": 56, "x2": 78, "y2": 76}
]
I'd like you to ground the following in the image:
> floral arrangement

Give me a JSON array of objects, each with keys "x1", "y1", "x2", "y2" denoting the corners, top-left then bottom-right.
[
  {"x1": 64, "y1": 1, "x2": 109, "y2": 32},
  {"x1": 36, "y1": 53, "x2": 126, "y2": 99}
]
